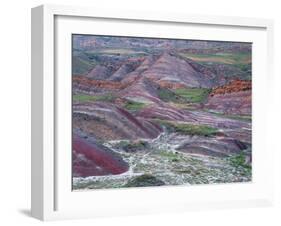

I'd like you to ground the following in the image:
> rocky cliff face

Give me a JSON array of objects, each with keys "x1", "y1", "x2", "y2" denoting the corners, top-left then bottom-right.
[
  {"x1": 210, "y1": 80, "x2": 251, "y2": 96},
  {"x1": 205, "y1": 80, "x2": 252, "y2": 115}
]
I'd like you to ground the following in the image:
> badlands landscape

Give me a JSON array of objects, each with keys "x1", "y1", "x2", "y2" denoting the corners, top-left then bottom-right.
[{"x1": 72, "y1": 35, "x2": 252, "y2": 190}]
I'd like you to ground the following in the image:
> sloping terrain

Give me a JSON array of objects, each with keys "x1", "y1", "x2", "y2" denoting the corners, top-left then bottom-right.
[
  {"x1": 140, "y1": 52, "x2": 215, "y2": 88},
  {"x1": 205, "y1": 80, "x2": 251, "y2": 114},
  {"x1": 72, "y1": 36, "x2": 252, "y2": 190},
  {"x1": 73, "y1": 135, "x2": 129, "y2": 177},
  {"x1": 73, "y1": 102, "x2": 162, "y2": 141}
]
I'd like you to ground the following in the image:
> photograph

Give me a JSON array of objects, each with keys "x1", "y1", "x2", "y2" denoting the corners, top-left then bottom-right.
[{"x1": 72, "y1": 35, "x2": 252, "y2": 190}]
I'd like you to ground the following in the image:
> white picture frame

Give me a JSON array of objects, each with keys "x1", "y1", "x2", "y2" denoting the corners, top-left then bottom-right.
[{"x1": 31, "y1": 4, "x2": 274, "y2": 221}]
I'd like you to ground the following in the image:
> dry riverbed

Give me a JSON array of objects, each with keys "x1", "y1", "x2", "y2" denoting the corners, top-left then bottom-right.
[{"x1": 73, "y1": 131, "x2": 251, "y2": 190}]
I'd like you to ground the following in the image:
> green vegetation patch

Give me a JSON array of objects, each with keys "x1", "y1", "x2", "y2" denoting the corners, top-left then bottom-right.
[
  {"x1": 124, "y1": 174, "x2": 165, "y2": 187},
  {"x1": 228, "y1": 152, "x2": 251, "y2": 170},
  {"x1": 157, "y1": 87, "x2": 211, "y2": 104},
  {"x1": 235, "y1": 63, "x2": 251, "y2": 72},
  {"x1": 179, "y1": 52, "x2": 251, "y2": 65},
  {"x1": 158, "y1": 150, "x2": 182, "y2": 162},
  {"x1": 155, "y1": 119, "x2": 219, "y2": 137},
  {"x1": 174, "y1": 88, "x2": 211, "y2": 103},
  {"x1": 73, "y1": 93, "x2": 116, "y2": 102},
  {"x1": 179, "y1": 52, "x2": 252, "y2": 80},
  {"x1": 72, "y1": 56, "x2": 96, "y2": 75},
  {"x1": 157, "y1": 88, "x2": 183, "y2": 103},
  {"x1": 115, "y1": 140, "x2": 149, "y2": 152},
  {"x1": 124, "y1": 100, "x2": 148, "y2": 111}
]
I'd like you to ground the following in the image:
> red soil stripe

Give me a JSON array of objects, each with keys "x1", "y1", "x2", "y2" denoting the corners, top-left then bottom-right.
[{"x1": 73, "y1": 135, "x2": 128, "y2": 177}]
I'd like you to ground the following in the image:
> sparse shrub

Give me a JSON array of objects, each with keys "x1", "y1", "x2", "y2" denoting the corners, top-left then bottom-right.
[
  {"x1": 115, "y1": 140, "x2": 149, "y2": 152},
  {"x1": 124, "y1": 174, "x2": 165, "y2": 187},
  {"x1": 158, "y1": 150, "x2": 181, "y2": 162},
  {"x1": 157, "y1": 88, "x2": 183, "y2": 103},
  {"x1": 229, "y1": 152, "x2": 251, "y2": 170},
  {"x1": 171, "y1": 158, "x2": 180, "y2": 162}
]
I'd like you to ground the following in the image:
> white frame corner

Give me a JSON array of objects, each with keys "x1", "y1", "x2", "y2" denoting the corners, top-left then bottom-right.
[{"x1": 31, "y1": 4, "x2": 274, "y2": 221}]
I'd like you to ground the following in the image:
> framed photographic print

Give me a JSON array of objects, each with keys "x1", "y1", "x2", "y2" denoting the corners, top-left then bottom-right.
[{"x1": 31, "y1": 4, "x2": 274, "y2": 221}]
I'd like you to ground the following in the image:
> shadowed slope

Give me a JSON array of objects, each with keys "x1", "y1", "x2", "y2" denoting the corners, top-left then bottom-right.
[
  {"x1": 73, "y1": 102, "x2": 162, "y2": 141},
  {"x1": 73, "y1": 135, "x2": 129, "y2": 177}
]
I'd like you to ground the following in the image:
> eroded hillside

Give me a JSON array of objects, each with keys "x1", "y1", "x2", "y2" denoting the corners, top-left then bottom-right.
[{"x1": 72, "y1": 36, "x2": 252, "y2": 190}]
